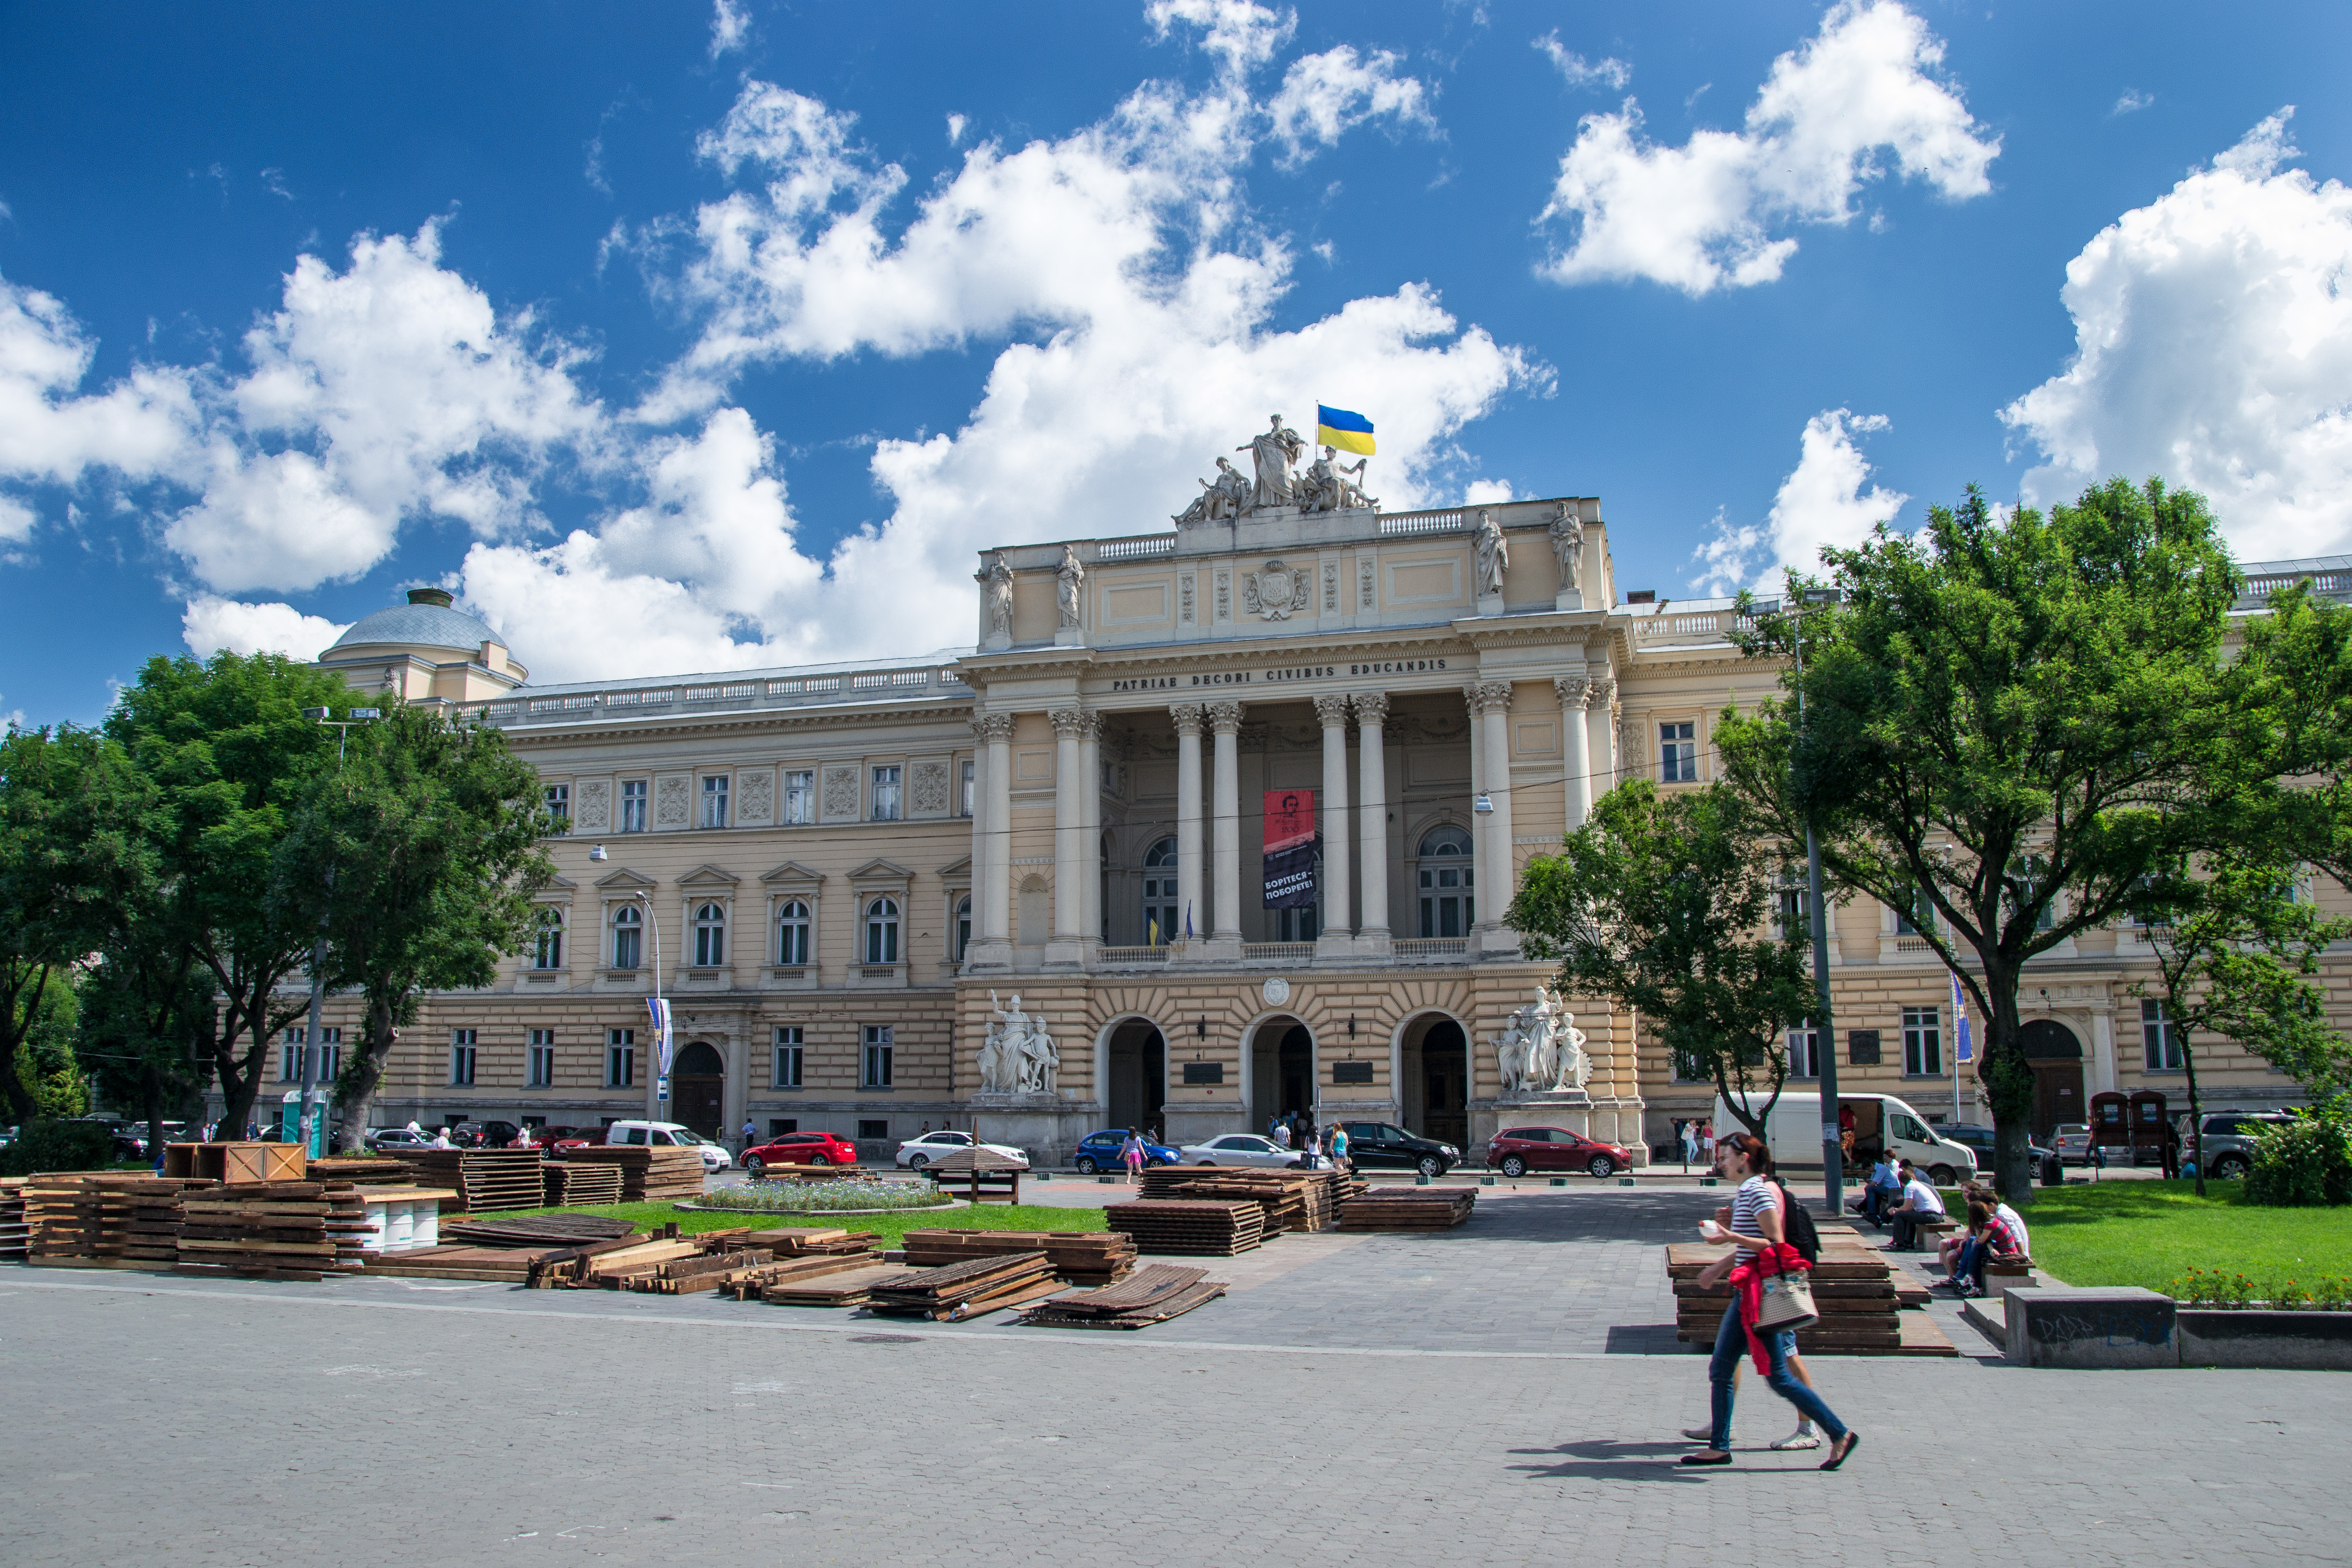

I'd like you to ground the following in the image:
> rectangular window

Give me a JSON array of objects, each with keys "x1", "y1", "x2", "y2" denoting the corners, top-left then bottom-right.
[
  {"x1": 958, "y1": 758, "x2": 975, "y2": 818},
  {"x1": 701, "y1": 774, "x2": 729, "y2": 829},
  {"x1": 1896, "y1": 886, "x2": 1933, "y2": 937},
  {"x1": 1776, "y1": 867, "x2": 1809, "y2": 942},
  {"x1": 1902, "y1": 1007, "x2": 1943, "y2": 1076},
  {"x1": 317, "y1": 1028, "x2": 339, "y2": 1084},
  {"x1": 620, "y1": 779, "x2": 648, "y2": 834},
  {"x1": 871, "y1": 765, "x2": 902, "y2": 822},
  {"x1": 1786, "y1": 1021, "x2": 1820, "y2": 1080},
  {"x1": 782, "y1": 770, "x2": 814, "y2": 826},
  {"x1": 527, "y1": 1028, "x2": 555, "y2": 1089},
  {"x1": 1659, "y1": 721, "x2": 1698, "y2": 783},
  {"x1": 768, "y1": 1118, "x2": 798, "y2": 1136},
  {"x1": 532, "y1": 906, "x2": 565, "y2": 969},
  {"x1": 449, "y1": 1028, "x2": 478, "y2": 1087},
  {"x1": 544, "y1": 783, "x2": 570, "y2": 834},
  {"x1": 857, "y1": 1118, "x2": 889, "y2": 1141},
  {"x1": 861, "y1": 1024, "x2": 894, "y2": 1088},
  {"x1": 774, "y1": 1026, "x2": 804, "y2": 1089},
  {"x1": 280, "y1": 1026, "x2": 306, "y2": 1082},
  {"x1": 2142, "y1": 999, "x2": 2183, "y2": 1070},
  {"x1": 606, "y1": 1027, "x2": 635, "y2": 1088}
]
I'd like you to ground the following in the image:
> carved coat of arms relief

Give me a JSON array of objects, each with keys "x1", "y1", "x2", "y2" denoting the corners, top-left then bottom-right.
[{"x1": 1241, "y1": 558, "x2": 1315, "y2": 621}]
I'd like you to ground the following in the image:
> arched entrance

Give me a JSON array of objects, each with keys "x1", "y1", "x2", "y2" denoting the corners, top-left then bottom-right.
[
  {"x1": 673, "y1": 1040, "x2": 725, "y2": 1136},
  {"x1": 2020, "y1": 1019, "x2": 2083, "y2": 1140},
  {"x1": 1398, "y1": 1013, "x2": 1468, "y2": 1148},
  {"x1": 1103, "y1": 1017, "x2": 1167, "y2": 1139},
  {"x1": 1247, "y1": 1016, "x2": 1315, "y2": 1131}
]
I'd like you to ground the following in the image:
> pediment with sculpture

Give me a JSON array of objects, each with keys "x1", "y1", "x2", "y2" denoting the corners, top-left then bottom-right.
[{"x1": 1172, "y1": 414, "x2": 1380, "y2": 526}]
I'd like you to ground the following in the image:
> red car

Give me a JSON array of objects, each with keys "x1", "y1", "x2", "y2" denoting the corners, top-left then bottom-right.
[
  {"x1": 1486, "y1": 1125, "x2": 1632, "y2": 1179},
  {"x1": 743, "y1": 1131, "x2": 860, "y2": 1176}
]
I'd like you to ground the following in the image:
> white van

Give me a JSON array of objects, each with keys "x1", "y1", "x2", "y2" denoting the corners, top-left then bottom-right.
[{"x1": 1711, "y1": 1090, "x2": 1977, "y2": 1186}]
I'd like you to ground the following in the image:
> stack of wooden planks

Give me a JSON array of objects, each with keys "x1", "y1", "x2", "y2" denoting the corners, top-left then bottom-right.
[
  {"x1": 0, "y1": 1179, "x2": 25, "y2": 1259},
  {"x1": 1104, "y1": 1198, "x2": 1266, "y2": 1256},
  {"x1": 307, "y1": 1156, "x2": 413, "y2": 1186},
  {"x1": 727, "y1": 1252, "x2": 888, "y2": 1301},
  {"x1": 400, "y1": 1150, "x2": 549, "y2": 1212},
  {"x1": 364, "y1": 1244, "x2": 563, "y2": 1284},
  {"x1": 900, "y1": 1229, "x2": 1137, "y2": 1285},
  {"x1": 24, "y1": 1172, "x2": 113, "y2": 1262},
  {"x1": 1335, "y1": 1186, "x2": 1477, "y2": 1231},
  {"x1": 176, "y1": 1181, "x2": 371, "y2": 1282},
  {"x1": 442, "y1": 1213, "x2": 636, "y2": 1247},
  {"x1": 540, "y1": 1161, "x2": 625, "y2": 1207},
  {"x1": 549, "y1": 1145, "x2": 705, "y2": 1202},
  {"x1": 1665, "y1": 1240, "x2": 1956, "y2": 1357},
  {"x1": 1022, "y1": 1264, "x2": 1227, "y2": 1329},
  {"x1": 754, "y1": 1264, "x2": 904, "y2": 1308},
  {"x1": 121, "y1": 1176, "x2": 218, "y2": 1263},
  {"x1": 746, "y1": 1226, "x2": 881, "y2": 1257},
  {"x1": 864, "y1": 1252, "x2": 1062, "y2": 1319},
  {"x1": 1137, "y1": 1167, "x2": 1352, "y2": 1233}
]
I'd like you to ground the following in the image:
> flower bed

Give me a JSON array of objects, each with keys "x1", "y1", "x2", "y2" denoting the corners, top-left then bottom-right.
[{"x1": 687, "y1": 1179, "x2": 954, "y2": 1214}]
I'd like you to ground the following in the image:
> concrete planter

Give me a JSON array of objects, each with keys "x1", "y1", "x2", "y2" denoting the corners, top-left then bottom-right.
[{"x1": 2179, "y1": 1309, "x2": 2352, "y2": 1370}]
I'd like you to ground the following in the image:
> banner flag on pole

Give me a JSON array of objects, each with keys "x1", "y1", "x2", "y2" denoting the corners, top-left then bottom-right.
[
  {"x1": 1262, "y1": 789, "x2": 1318, "y2": 909},
  {"x1": 1951, "y1": 972, "x2": 1974, "y2": 1064},
  {"x1": 647, "y1": 996, "x2": 675, "y2": 1076},
  {"x1": 1314, "y1": 404, "x2": 1376, "y2": 456}
]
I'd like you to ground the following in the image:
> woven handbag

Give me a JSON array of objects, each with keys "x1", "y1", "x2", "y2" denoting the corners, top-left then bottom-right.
[{"x1": 1755, "y1": 1269, "x2": 1819, "y2": 1333}]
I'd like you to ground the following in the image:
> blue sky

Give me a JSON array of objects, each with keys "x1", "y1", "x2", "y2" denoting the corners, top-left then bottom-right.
[{"x1": 6, "y1": 1, "x2": 2351, "y2": 726}]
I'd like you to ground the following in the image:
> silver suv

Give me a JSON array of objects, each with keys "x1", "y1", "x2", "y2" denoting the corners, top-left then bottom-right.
[{"x1": 2179, "y1": 1111, "x2": 2293, "y2": 1180}]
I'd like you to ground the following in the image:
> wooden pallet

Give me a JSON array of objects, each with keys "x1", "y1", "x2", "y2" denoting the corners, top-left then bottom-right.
[
  {"x1": 900, "y1": 1229, "x2": 1138, "y2": 1285},
  {"x1": 546, "y1": 1146, "x2": 706, "y2": 1202},
  {"x1": 1334, "y1": 1187, "x2": 1477, "y2": 1231},
  {"x1": 175, "y1": 1180, "x2": 369, "y2": 1281},
  {"x1": 1104, "y1": 1199, "x2": 1267, "y2": 1257},
  {"x1": 865, "y1": 1252, "x2": 1061, "y2": 1318},
  {"x1": 442, "y1": 1213, "x2": 637, "y2": 1247},
  {"x1": 758, "y1": 1263, "x2": 905, "y2": 1307},
  {"x1": 400, "y1": 1151, "x2": 549, "y2": 1213},
  {"x1": 1023, "y1": 1272, "x2": 1229, "y2": 1330},
  {"x1": 305, "y1": 1157, "x2": 413, "y2": 1186},
  {"x1": 1136, "y1": 1168, "x2": 1353, "y2": 1233},
  {"x1": 541, "y1": 1161, "x2": 625, "y2": 1207}
]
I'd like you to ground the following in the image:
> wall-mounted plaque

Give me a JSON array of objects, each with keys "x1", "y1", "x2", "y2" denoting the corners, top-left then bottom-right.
[
  {"x1": 1182, "y1": 1062, "x2": 1225, "y2": 1085},
  {"x1": 1331, "y1": 1060, "x2": 1375, "y2": 1086},
  {"x1": 1848, "y1": 1030, "x2": 1881, "y2": 1066}
]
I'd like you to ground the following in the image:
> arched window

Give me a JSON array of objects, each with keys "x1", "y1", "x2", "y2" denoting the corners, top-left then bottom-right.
[
  {"x1": 774, "y1": 899, "x2": 811, "y2": 967},
  {"x1": 532, "y1": 906, "x2": 565, "y2": 969},
  {"x1": 952, "y1": 894, "x2": 972, "y2": 961},
  {"x1": 1142, "y1": 836, "x2": 1179, "y2": 945},
  {"x1": 610, "y1": 903, "x2": 643, "y2": 970},
  {"x1": 692, "y1": 902, "x2": 726, "y2": 967},
  {"x1": 865, "y1": 897, "x2": 900, "y2": 964},
  {"x1": 1416, "y1": 825, "x2": 1475, "y2": 939}
]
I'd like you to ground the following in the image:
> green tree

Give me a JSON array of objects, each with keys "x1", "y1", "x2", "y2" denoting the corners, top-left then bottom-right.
[
  {"x1": 274, "y1": 702, "x2": 552, "y2": 1152},
  {"x1": 1508, "y1": 780, "x2": 1815, "y2": 1139},
  {"x1": 1718, "y1": 480, "x2": 2260, "y2": 1204},
  {"x1": 0, "y1": 726, "x2": 158, "y2": 1123},
  {"x1": 104, "y1": 653, "x2": 351, "y2": 1140},
  {"x1": 77, "y1": 936, "x2": 214, "y2": 1159},
  {"x1": 16, "y1": 975, "x2": 89, "y2": 1117}
]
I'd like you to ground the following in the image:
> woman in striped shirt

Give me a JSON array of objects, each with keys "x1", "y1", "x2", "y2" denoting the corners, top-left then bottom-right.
[{"x1": 1683, "y1": 1132, "x2": 1859, "y2": 1470}]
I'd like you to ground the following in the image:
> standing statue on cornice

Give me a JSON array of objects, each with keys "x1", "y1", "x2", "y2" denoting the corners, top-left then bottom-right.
[
  {"x1": 976, "y1": 552, "x2": 1014, "y2": 637},
  {"x1": 1237, "y1": 413, "x2": 1304, "y2": 509},
  {"x1": 1549, "y1": 501, "x2": 1584, "y2": 594},
  {"x1": 1474, "y1": 508, "x2": 1509, "y2": 598},
  {"x1": 1056, "y1": 545, "x2": 1085, "y2": 629}
]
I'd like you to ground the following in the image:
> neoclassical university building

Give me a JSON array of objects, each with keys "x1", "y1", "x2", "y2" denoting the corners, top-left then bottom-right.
[{"x1": 298, "y1": 426, "x2": 2329, "y2": 1161}]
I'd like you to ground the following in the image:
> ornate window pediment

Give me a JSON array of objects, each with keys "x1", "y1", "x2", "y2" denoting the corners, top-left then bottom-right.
[
  {"x1": 679, "y1": 863, "x2": 741, "y2": 889},
  {"x1": 593, "y1": 867, "x2": 654, "y2": 891}
]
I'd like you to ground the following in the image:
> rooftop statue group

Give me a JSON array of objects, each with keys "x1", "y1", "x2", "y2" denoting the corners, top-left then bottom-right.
[
  {"x1": 1174, "y1": 413, "x2": 1378, "y2": 525},
  {"x1": 977, "y1": 990, "x2": 1062, "y2": 1096},
  {"x1": 1494, "y1": 987, "x2": 1592, "y2": 1097}
]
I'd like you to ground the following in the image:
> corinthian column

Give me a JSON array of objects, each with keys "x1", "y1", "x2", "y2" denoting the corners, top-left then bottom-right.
[
  {"x1": 1208, "y1": 701, "x2": 1244, "y2": 939},
  {"x1": 1313, "y1": 694, "x2": 1353, "y2": 940},
  {"x1": 978, "y1": 713, "x2": 1014, "y2": 943},
  {"x1": 1556, "y1": 674, "x2": 1593, "y2": 831},
  {"x1": 1473, "y1": 680, "x2": 1515, "y2": 938},
  {"x1": 1079, "y1": 710, "x2": 1105, "y2": 946},
  {"x1": 1049, "y1": 707, "x2": 1086, "y2": 941},
  {"x1": 1353, "y1": 692, "x2": 1390, "y2": 940},
  {"x1": 1170, "y1": 703, "x2": 1205, "y2": 942},
  {"x1": 1586, "y1": 677, "x2": 1617, "y2": 802}
]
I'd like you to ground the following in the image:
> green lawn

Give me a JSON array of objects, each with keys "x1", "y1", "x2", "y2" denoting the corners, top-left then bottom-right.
[
  {"x1": 1990, "y1": 1180, "x2": 2352, "y2": 1296},
  {"x1": 489, "y1": 1200, "x2": 1108, "y2": 1252}
]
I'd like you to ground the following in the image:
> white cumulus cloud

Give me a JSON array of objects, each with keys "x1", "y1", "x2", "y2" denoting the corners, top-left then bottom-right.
[
  {"x1": 1537, "y1": 0, "x2": 1997, "y2": 295},
  {"x1": 1145, "y1": 0, "x2": 1295, "y2": 80},
  {"x1": 1689, "y1": 408, "x2": 1906, "y2": 596},
  {"x1": 2003, "y1": 111, "x2": 2352, "y2": 564},
  {"x1": 181, "y1": 594, "x2": 349, "y2": 660},
  {"x1": 1268, "y1": 45, "x2": 1436, "y2": 166},
  {"x1": 709, "y1": 0, "x2": 750, "y2": 59},
  {"x1": 1532, "y1": 33, "x2": 1629, "y2": 91},
  {"x1": 0, "y1": 275, "x2": 199, "y2": 491}
]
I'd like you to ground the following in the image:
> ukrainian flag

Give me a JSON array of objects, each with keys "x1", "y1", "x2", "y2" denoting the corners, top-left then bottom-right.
[{"x1": 1316, "y1": 404, "x2": 1376, "y2": 456}]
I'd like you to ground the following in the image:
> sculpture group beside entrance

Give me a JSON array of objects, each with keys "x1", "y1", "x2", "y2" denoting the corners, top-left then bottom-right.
[
  {"x1": 1173, "y1": 414, "x2": 1378, "y2": 525},
  {"x1": 1494, "y1": 987, "x2": 1591, "y2": 1097},
  {"x1": 978, "y1": 990, "x2": 1061, "y2": 1096}
]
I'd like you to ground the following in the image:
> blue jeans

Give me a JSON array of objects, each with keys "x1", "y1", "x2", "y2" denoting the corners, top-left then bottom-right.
[{"x1": 1708, "y1": 1300, "x2": 1848, "y2": 1450}]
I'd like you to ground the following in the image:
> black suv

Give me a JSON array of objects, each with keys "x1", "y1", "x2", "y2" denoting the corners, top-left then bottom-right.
[
  {"x1": 1338, "y1": 1120, "x2": 1459, "y2": 1178},
  {"x1": 1940, "y1": 1123, "x2": 2059, "y2": 1184}
]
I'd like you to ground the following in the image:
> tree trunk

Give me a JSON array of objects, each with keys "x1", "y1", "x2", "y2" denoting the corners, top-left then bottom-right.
[
  {"x1": 331, "y1": 996, "x2": 398, "y2": 1155},
  {"x1": 1976, "y1": 969, "x2": 2041, "y2": 1205},
  {"x1": 2182, "y1": 1034, "x2": 2207, "y2": 1198},
  {"x1": 142, "y1": 1065, "x2": 168, "y2": 1170},
  {"x1": 0, "y1": 963, "x2": 52, "y2": 1124},
  {"x1": 211, "y1": 992, "x2": 270, "y2": 1141}
]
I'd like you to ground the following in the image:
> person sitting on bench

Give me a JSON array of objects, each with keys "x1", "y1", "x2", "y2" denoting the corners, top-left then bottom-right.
[
  {"x1": 1938, "y1": 1198, "x2": 2025, "y2": 1295},
  {"x1": 1888, "y1": 1161, "x2": 1947, "y2": 1251},
  {"x1": 1849, "y1": 1153, "x2": 1901, "y2": 1226}
]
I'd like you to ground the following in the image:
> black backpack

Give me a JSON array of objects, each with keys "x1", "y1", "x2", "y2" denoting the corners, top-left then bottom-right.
[{"x1": 1772, "y1": 1179, "x2": 1822, "y2": 1265}]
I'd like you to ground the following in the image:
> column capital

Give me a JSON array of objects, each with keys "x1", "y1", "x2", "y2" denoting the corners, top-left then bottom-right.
[
  {"x1": 1048, "y1": 706, "x2": 1088, "y2": 738},
  {"x1": 1168, "y1": 701, "x2": 1205, "y2": 737},
  {"x1": 1588, "y1": 676, "x2": 1616, "y2": 708},
  {"x1": 1079, "y1": 709, "x2": 1107, "y2": 743},
  {"x1": 1554, "y1": 674, "x2": 1592, "y2": 709},
  {"x1": 1311, "y1": 693, "x2": 1351, "y2": 728},
  {"x1": 1206, "y1": 700, "x2": 1244, "y2": 733},
  {"x1": 1468, "y1": 679, "x2": 1514, "y2": 716},
  {"x1": 975, "y1": 712, "x2": 1016, "y2": 743},
  {"x1": 1350, "y1": 691, "x2": 1390, "y2": 726}
]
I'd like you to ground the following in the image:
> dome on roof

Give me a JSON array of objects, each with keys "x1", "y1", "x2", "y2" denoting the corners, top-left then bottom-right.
[{"x1": 326, "y1": 588, "x2": 501, "y2": 655}]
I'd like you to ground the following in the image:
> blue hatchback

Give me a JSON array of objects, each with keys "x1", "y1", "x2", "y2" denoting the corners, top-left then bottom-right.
[{"x1": 1070, "y1": 1130, "x2": 1178, "y2": 1172}]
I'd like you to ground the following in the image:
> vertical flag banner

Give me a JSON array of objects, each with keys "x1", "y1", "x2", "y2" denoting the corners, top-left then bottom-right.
[
  {"x1": 1262, "y1": 789, "x2": 1319, "y2": 909},
  {"x1": 1951, "y1": 972, "x2": 1974, "y2": 1064},
  {"x1": 647, "y1": 996, "x2": 675, "y2": 1076},
  {"x1": 1314, "y1": 404, "x2": 1376, "y2": 455}
]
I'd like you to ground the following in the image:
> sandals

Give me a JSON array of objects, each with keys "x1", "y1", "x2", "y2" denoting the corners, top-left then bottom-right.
[{"x1": 1820, "y1": 1432, "x2": 1861, "y2": 1471}]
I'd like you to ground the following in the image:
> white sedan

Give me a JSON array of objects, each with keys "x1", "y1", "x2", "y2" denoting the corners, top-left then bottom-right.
[
  {"x1": 1177, "y1": 1134, "x2": 1307, "y2": 1169},
  {"x1": 895, "y1": 1130, "x2": 1031, "y2": 1170}
]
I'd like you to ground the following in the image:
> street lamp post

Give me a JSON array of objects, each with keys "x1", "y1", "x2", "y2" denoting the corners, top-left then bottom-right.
[
  {"x1": 294, "y1": 705, "x2": 379, "y2": 1157},
  {"x1": 636, "y1": 889, "x2": 671, "y2": 1118},
  {"x1": 1788, "y1": 595, "x2": 1844, "y2": 1220}
]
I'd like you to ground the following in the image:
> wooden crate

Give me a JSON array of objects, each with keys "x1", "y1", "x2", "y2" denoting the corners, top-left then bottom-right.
[{"x1": 161, "y1": 1143, "x2": 306, "y2": 1184}]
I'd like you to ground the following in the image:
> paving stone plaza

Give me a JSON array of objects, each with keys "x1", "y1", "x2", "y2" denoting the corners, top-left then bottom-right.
[{"x1": 7, "y1": 1187, "x2": 2344, "y2": 1567}]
